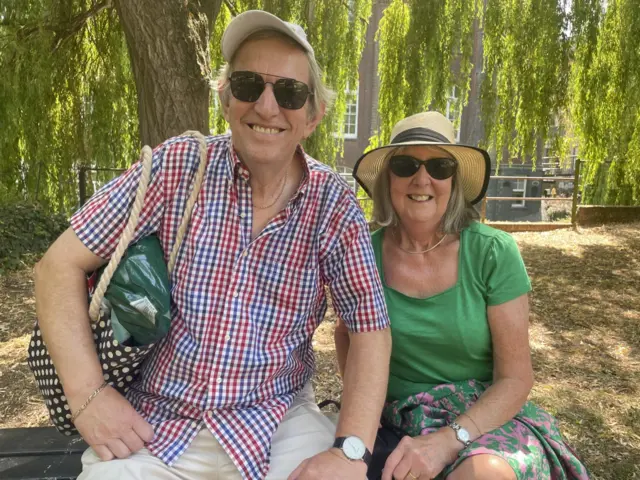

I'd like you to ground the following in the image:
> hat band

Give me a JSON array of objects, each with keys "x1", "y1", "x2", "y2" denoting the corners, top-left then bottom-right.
[{"x1": 391, "y1": 127, "x2": 450, "y2": 145}]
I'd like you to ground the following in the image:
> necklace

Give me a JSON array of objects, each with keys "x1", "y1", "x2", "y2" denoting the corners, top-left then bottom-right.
[
  {"x1": 394, "y1": 230, "x2": 448, "y2": 254},
  {"x1": 252, "y1": 169, "x2": 288, "y2": 209}
]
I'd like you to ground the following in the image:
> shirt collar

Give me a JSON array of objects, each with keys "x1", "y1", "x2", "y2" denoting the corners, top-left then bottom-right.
[{"x1": 226, "y1": 139, "x2": 311, "y2": 200}]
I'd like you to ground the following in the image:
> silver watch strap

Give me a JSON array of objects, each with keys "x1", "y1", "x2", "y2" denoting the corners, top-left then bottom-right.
[{"x1": 450, "y1": 421, "x2": 472, "y2": 448}]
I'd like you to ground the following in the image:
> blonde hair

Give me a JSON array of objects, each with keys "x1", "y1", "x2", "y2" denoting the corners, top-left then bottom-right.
[
  {"x1": 371, "y1": 149, "x2": 479, "y2": 234},
  {"x1": 215, "y1": 30, "x2": 335, "y2": 119}
]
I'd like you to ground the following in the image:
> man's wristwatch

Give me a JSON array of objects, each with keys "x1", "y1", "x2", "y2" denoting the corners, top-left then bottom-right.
[
  {"x1": 333, "y1": 436, "x2": 372, "y2": 467},
  {"x1": 449, "y1": 421, "x2": 472, "y2": 448}
]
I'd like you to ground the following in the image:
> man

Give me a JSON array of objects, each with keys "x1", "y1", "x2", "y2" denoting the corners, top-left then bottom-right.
[{"x1": 35, "y1": 10, "x2": 391, "y2": 480}]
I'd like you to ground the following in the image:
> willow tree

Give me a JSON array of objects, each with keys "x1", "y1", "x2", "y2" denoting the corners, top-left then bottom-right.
[
  {"x1": 374, "y1": 0, "x2": 640, "y2": 207},
  {"x1": 373, "y1": 0, "x2": 571, "y2": 166},
  {"x1": 570, "y1": 0, "x2": 640, "y2": 205},
  {"x1": 480, "y1": 0, "x2": 570, "y2": 163},
  {"x1": 371, "y1": 0, "x2": 480, "y2": 149},
  {"x1": 0, "y1": 0, "x2": 370, "y2": 212}
]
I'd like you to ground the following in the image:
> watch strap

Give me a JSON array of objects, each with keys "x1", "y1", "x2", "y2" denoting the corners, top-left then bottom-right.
[
  {"x1": 333, "y1": 437, "x2": 372, "y2": 467},
  {"x1": 450, "y1": 422, "x2": 471, "y2": 448}
]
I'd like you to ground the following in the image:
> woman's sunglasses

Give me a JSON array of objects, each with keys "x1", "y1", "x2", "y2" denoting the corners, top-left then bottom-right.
[
  {"x1": 229, "y1": 71, "x2": 312, "y2": 110},
  {"x1": 389, "y1": 155, "x2": 457, "y2": 180}
]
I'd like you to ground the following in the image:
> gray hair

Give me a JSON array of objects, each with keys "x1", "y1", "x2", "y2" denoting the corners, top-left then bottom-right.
[
  {"x1": 371, "y1": 150, "x2": 479, "y2": 234},
  {"x1": 215, "y1": 29, "x2": 335, "y2": 119}
]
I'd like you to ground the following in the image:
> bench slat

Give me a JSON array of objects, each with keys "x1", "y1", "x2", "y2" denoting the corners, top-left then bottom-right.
[
  {"x1": 0, "y1": 428, "x2": 85, "y2": 479},
  {"x1": 0, "y1": 428, "x2": 87, "y2": 457},
  {"x1": 0, "y1": 453, "x2": 82, "y2": 480}
]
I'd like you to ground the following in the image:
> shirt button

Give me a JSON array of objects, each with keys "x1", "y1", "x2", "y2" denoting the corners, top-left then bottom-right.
[
  {"x1": 242, "y1": 251, "x2": 248, "y2": 258},
  {"x1": 216, "y1": 377, "x2": 223, "y2": 384},
  {"x1": 225, "y1": 334, "x2": 231, "y2": 341},
  {"x1": 233, "y1": 291, "x2": 239, "y2": 298},
  {"x1": 239, "y1": 212, "x2": 246, "y2": 219}
]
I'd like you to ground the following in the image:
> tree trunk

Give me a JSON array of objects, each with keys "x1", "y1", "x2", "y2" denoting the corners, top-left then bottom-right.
[{"x1": 114, "y1": 0, "x2": 222, "y2": 147}]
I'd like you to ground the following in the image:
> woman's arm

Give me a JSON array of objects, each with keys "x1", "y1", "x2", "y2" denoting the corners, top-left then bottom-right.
[
  {"x1": 454, "y1": 293, "x2": 534, "y2": 439},
  {"x1": 382, "y1": 293, "x2": 534, "y2": 480},
  {"x1": 334, "y1": 317, "x2": 351, "y2": 378}
]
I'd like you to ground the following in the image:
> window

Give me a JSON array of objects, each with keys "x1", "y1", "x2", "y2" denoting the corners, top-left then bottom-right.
[
  {"x1": 335, "y1": 166, "x2": 357, "y2": 194},
  {"x1": 512, "y1": 178, "x2": 527, "y2": 207},
  {"x1": 346, "y1": 0, "x2": 355, "y2": 22},
  {"x1": 343, "y1": 88, "x2": 359, "y2": 139},
  {"x1": 445, "y1": 86, "x2": 461, "y2": 142}
]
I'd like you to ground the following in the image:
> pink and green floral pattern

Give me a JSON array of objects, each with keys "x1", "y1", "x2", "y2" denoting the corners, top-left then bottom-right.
[{"x1": 382, "y1": 380, "x2": 590, "y2": 479}]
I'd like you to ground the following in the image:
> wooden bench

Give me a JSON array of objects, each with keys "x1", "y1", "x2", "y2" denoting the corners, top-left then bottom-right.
[
  {"x1": 0, "y1": 427, "x2": 87, "y2": 480},
  {"x1": 0, "y1": 401, "x2": 340, "y2": 479}
]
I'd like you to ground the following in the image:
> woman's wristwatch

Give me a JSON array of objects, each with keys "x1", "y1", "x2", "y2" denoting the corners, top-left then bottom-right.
[{"x1": 449, "y1": 421, "x2": 472, "y2": 448}]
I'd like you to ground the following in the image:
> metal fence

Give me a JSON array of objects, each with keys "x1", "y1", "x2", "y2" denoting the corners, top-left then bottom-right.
[
  {"x1": 78, "y1": 167, "x2": 125, "y2": 206},
  {"x1": 79, "y1": 160, "x2": 582, "y2": 227},
  {"x1": 80, "y1": 165, "x2": 363, "y2": 205},
  {"x1": 480, "y1": 159, "x2": 581, "y2": 225}
]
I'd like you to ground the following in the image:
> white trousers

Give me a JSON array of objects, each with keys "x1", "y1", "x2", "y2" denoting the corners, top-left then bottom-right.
[{"x1": 78, "y1": 384, "x2": 337, "y2": 480}]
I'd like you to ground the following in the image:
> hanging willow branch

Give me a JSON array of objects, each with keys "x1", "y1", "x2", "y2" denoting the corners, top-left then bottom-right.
[
  {"x1": 0, "y1": 0, "x2": 371, "y2": 211},
  {"x1": 4, "y1": 0, "x2": 639, "y2": 209},
  {"x1": 570, "y1": 0, "x2": 640, "y2": 205},
  {"x1": 479, "y1": 0, "x2": 570, "y2": 166},
  {"x1": 223, "y1": 0, "x2": 240, "y2": 17},
  {"x1": 4, "y1": 0, "x2": 114, "y2": 51},
  {"x1": 371, "y1": 0, "x2": 479, "y2": 151}
]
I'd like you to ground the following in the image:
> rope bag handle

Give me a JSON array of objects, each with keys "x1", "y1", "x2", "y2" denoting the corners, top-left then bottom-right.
[{"x1": 88, "y1": 130, "x2": 208, "y2": 322}]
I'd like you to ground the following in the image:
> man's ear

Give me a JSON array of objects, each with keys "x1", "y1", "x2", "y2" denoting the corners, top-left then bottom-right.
[{"x1": 303, "y1": 102, "x2": 326, "y2": 139}]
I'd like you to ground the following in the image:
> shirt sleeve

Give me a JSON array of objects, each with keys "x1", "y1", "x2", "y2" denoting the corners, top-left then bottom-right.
[
  {"x1": 482, "y1": 232, "x2": 532, "y2": 306},
  {"x1": 320, "y1": 191, "x2": 390, "y2": 333},
  {"x1": 70, "y1": 143, "x2": 167, "y2": 259}
]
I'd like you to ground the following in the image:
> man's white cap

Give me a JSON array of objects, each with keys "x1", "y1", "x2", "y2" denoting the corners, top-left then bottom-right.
[{"x1": 221, "y1": 10, "x2": 315, "y2": 61}]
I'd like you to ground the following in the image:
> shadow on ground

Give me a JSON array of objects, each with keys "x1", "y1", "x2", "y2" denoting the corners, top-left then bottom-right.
[{"x1": 1, "y1": 224, "x2": 639, "y2": 478}]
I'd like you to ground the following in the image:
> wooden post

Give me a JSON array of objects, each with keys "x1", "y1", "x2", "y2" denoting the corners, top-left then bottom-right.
[
  {"x1": 78, "y1": 167, "x2": 87, "y2": 207},
  {"x1": 571, "y1": 159, "x2": 581, "y2": 228},
  {"x1": 481, "y1": 197, "x2": 487, "y2": 223}
]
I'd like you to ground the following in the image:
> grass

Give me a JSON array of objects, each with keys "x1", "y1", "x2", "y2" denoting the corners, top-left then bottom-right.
[{"x1": 1, "y1": 223, "x2": 639, "y2": 479}]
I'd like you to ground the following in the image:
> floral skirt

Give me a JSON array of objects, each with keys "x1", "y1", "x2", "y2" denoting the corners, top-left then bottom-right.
[{"x1": 382, "y1": 380, "x2": 590, "y2": 479}]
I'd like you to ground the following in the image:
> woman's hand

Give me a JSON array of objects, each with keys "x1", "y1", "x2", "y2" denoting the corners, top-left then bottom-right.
[{"x1": 381, "y1": 428, "x2": 460, "y2": 480}]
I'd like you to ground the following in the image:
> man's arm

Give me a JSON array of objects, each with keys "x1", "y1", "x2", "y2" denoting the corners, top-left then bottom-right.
[
  {"x1": 35, "y1": 229, "x2": 107, "y2": 402},
  {"x1": 333, "y1": 317, "x2": 350, "y2": 378},
  {"x1": 35, "y1": 228, "x2": 154, "y2": 460},
  {"x1": 335, "y1": 327, "x2": 391, "y2": 448},
  {"x1": 290, "y1": 191, "x2": 391, "y2": 479},
  {"x1": 289, "y1": 327, "x2": 390, "y2": 480}
]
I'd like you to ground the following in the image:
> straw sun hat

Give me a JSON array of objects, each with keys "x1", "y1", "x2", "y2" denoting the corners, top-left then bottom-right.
[{"x1": 352, "y1": 112, "x2": 491, "y2": 205}]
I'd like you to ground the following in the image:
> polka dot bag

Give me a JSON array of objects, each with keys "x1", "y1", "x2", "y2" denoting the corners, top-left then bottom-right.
[
  {"x1": 27, "y1": 131, "x2": 208, "y2": 436},
  {"x1": 28, "y1": 300, "x2": 155, "y2": 435}
]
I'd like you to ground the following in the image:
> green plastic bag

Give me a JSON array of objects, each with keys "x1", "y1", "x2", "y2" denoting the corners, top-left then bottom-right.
[{"x1": 99, "y1": 235, "x2": 171, "y2": 346}]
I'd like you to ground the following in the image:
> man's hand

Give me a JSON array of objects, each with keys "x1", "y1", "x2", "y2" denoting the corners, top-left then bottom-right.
[
  {"x1": 288, "y1": 448, "x2": 368, "y2": 480},
  {"x1": 382, "y1": 429, "x2": 459, "y2": 480},
  {"x1": 69, "y1": 384, "x2": 154, "y2": 461}
]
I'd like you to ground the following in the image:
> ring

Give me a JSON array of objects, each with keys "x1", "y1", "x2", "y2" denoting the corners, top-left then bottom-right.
[{"x1": 406, "y1": 473, "x2": 418, "y2": 480}]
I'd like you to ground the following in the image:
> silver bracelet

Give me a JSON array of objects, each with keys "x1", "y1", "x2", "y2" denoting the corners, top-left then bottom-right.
[{"x1": 70, "y1": 381, "x2": 109, "y2": 423}]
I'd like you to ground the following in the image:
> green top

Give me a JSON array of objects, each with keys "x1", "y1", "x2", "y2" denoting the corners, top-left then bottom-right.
[{"x1": 371, "y1": 222, "x2": 531, "y2": 401}]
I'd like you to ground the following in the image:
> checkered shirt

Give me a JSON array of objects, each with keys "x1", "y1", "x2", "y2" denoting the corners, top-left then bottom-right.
[{"x1": 70, "y1": 133, "x2": 389, "y2": 479}]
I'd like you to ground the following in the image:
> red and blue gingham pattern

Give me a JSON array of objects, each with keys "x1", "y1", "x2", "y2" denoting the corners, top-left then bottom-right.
[{"x1": 70, "y1": 133, "x2": 389, "y2": 479}]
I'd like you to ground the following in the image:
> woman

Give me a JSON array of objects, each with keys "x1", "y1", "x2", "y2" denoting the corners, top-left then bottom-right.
[{"x1": 336, "y1": 112, "x2": 589, "y2": 480}]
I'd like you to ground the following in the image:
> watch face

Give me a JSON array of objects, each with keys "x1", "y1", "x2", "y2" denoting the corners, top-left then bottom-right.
[
  {"x1": 343, "y1": 436, "x2": 366, "y2": 460},
  {"x1": 458, "y1": 428, "x2": 470, "y2": 443}
]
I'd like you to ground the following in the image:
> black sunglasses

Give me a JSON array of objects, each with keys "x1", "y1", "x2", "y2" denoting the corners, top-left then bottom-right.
[
  {"x1": 389, "y1": 155, "x2": 457, "y2": 180},
  {"x1": 229, "y1": 71, "x2": 312, "y2": 110}
]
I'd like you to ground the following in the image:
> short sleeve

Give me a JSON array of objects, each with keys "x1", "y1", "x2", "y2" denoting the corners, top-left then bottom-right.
[
  {"x1": 70, "y1": 143, "x2": 166, "y2": 259},
  {"x1": 482, "y1": 233, "x2": 532, "y2": 306},
  {"x1": 320, "y1": 191, "x2": 389, "y2": 333}
]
